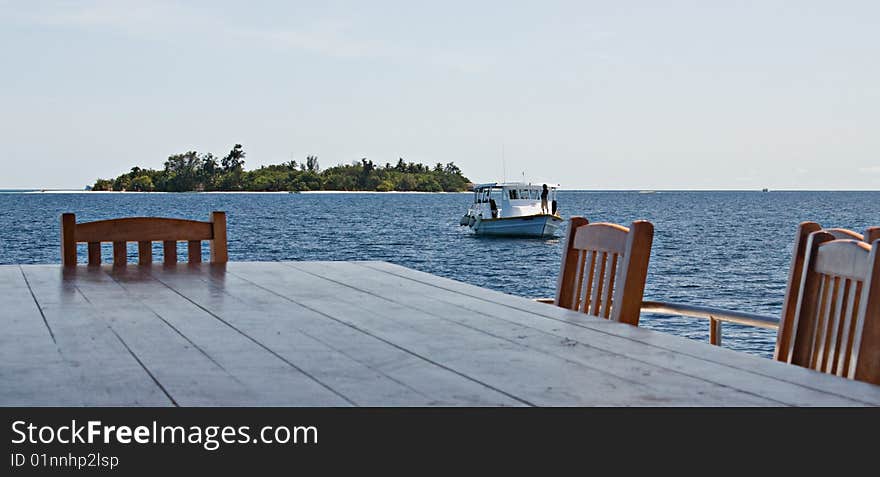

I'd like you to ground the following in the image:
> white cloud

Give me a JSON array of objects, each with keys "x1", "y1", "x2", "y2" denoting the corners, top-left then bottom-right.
[
  {"x1": 9, "y1": 1, "x2": 476, "y2": 67},
  {"x1": 23, "y1": 0, "x2": 199, "y2": 32},
  {"x1": 233, "y1": 20, "x2": 404, "y2": 60}
]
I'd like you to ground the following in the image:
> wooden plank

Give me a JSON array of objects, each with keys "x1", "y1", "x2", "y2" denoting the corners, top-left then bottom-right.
[
  {"x1": 361, "y1": 261, "x2": 880, "y2": 405},
  {"x1": 237, "y1": 262, "x2": 774, "y2": 406},
  {"x1": 107, "y1": 267, "x2": 354, "y2": 406},
  {"x1": 149, "y1": 264, "x2": 520, "y2": 406},
  {"x1": 19, "y1": 266, "x2": 173, "y2": 406},
  {"x1": 0, "y1": 266, "x2": 83, "y2": 405},
  {"x1": 75, "y1": 218, "x2": 213, "y2": 243},
  {"x1": 71, "y1": 267, "x2": 273, "y2": 406},
  {"x1": 284, "y1": 262, "x2": 786, "y2": 406}
]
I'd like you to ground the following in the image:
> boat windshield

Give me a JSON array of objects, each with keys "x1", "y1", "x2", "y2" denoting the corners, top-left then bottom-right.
[
  {"x1": 508, "y1": 187, "x2": 544, "y2": 200},
  {"x1": 474, "y1": 184, "x2": 556, "y2": 203},
  {"x1": 474, "y1": 187, "x2": 503, "y2": 203}
]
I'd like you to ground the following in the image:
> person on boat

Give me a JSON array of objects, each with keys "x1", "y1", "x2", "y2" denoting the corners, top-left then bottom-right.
[{"x1": 541, "y1": 184, "x2": 549, "y2": 214}]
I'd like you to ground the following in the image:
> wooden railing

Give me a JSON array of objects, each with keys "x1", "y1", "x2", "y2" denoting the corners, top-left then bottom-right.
[
  {"x1": 639, "y1": 301, "x2": 778, "y2": 346},
  {"x1": 533, "y1": 298, "x2": 779, "y2": 346}
]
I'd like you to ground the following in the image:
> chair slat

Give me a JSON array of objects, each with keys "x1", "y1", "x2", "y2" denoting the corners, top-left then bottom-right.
[
  {"x1": 810, "y1": 274, "x2": 833, "y2": 370},
  {"x1": 138, "y1": 241, "x2": 152, "y2": 265},
  {"x1": 579, "y1": 250, "x2": 597, "y2": 313},
  {"x1": 188, "y1": 241, "x2": 202, "y2": 264},
  {"x1": 818, "y1": 276, "x2": 843, "y2": 372},
  {"x1": 87, "y1": 242, "x2": 101, "y2": 265},
  {"x1": 837, "y1": 282, "x2": 862, "y2": 376},
  {"x1": 163, "y1": 241, "x2": 177, "y2": 264},
  {"x1": 600, "y1": 253, "x2": 618, "y2": 318},
  {"x1": 589, "y1": 252, "x2": 607, "y2": 316},
  {"x1": 113, "y1": 241, "x2": 127, "y2": 265},
  {"x1": 824, "y1": 278, "x2": 849, "y2": 373},
  {"x1": 574, "y1": 250, "x2": 587, "y2": 311},
  {"x1": 571, "y1": 250, "x2": 586, "y2": 310}
]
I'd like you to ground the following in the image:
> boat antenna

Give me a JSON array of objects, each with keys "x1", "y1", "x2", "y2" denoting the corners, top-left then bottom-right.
[{"x1": 501, "y1": 144, "x2": 506, "y2": 183}]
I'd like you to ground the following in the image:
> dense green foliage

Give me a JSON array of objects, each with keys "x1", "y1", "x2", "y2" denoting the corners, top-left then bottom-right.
[{"x1": 92, "y1": 145, "x2": 471, "y2": 192}]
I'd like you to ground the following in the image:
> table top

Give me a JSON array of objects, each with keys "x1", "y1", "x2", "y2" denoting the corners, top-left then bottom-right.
[{"x1": 3, "y1": 261, "x2": 880, "y2": 406}]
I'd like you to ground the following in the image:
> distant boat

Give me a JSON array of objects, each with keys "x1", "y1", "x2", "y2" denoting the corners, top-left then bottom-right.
[
  {"x1": 638, "y1": 190, "x2": 656, "y2": 194},
  {"x1": 762, "y1": 188, "x2": 769, "y2": 192},
  {"x1": 459, "y1": 182, "x2": 563, "y2": 237}
]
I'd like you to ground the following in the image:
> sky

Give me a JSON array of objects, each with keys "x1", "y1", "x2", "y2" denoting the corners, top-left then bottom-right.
[{"x1": 1, "y1": 0, "x2": 878, "y2": 190}]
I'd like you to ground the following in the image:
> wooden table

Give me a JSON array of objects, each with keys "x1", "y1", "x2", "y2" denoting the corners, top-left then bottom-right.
[{"x1": 3, "y1": 261, "x2": 880, "y2": 406}]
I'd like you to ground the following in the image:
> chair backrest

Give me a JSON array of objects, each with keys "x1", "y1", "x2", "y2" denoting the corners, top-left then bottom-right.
[
  {"x1": 554, "y1": 217, "x2": 654, "y2": 326},
  {"x1": 779, "y1": 232, "x2": 880, "y2": 384},
  {"x1": 61, "y1": 211, "x2": 228, "y2": 266},
  {"x1": 775, "y1": 222, "x2": 876, "y2": 361}
]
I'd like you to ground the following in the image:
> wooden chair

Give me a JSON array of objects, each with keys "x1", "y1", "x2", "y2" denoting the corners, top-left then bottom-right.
[
  {"x1": 61, "y1": 212, "x2": 228, "y2": 266},
  {"x1": 776, "y1": 231, "x2": 880, "y2": 384},
  {"x1": 775, "y1": 221, "x2": 877, "y2": 361},
  {"x1": 554, "y1": 217, "x2": 654, "y2": 326}
]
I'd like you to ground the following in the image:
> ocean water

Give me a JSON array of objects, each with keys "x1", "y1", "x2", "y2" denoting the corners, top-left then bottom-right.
[{"x1": 1, "y1": 190, "x2": 878, "y2": 358}]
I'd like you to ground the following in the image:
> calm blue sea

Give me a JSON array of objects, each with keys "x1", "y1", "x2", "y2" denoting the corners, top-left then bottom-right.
[{"x1": 2, "y1": 190, "x2": 878, "y2": 358}]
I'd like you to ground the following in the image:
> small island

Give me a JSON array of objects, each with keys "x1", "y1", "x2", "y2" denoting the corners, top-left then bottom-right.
[{"x1": 92, "y1": 144, "x2": 472, "y2": 192}]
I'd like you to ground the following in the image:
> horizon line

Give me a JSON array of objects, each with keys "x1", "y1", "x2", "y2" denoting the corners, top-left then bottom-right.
[{"x1": 2, "y1": 187, "x2": 879, "y2": 193}]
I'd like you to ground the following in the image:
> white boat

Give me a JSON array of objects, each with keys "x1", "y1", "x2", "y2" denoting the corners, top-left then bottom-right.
[{"x1": 459, "y1": 182, "x2": 563, "y2": 237}]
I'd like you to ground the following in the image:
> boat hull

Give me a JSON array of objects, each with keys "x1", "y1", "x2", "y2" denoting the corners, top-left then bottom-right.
[{"x1": 471, "y1": 214, "x2": 563, "y2": 237}]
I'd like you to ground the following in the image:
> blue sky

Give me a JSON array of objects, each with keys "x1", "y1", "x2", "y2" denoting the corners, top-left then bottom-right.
[{"x1": 1, "y1": 1, "x2": 878, "y2": 189}]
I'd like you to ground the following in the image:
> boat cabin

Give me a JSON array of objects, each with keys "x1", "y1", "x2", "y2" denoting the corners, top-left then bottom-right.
[{"x1": 469, "y1": 183, "x2": 559, "y2": 219}]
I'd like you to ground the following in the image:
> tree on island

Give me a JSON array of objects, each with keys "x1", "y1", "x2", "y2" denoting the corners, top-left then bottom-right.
[{"x1": 92, "y1": 145, "x2": 471, "y2": 192}]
